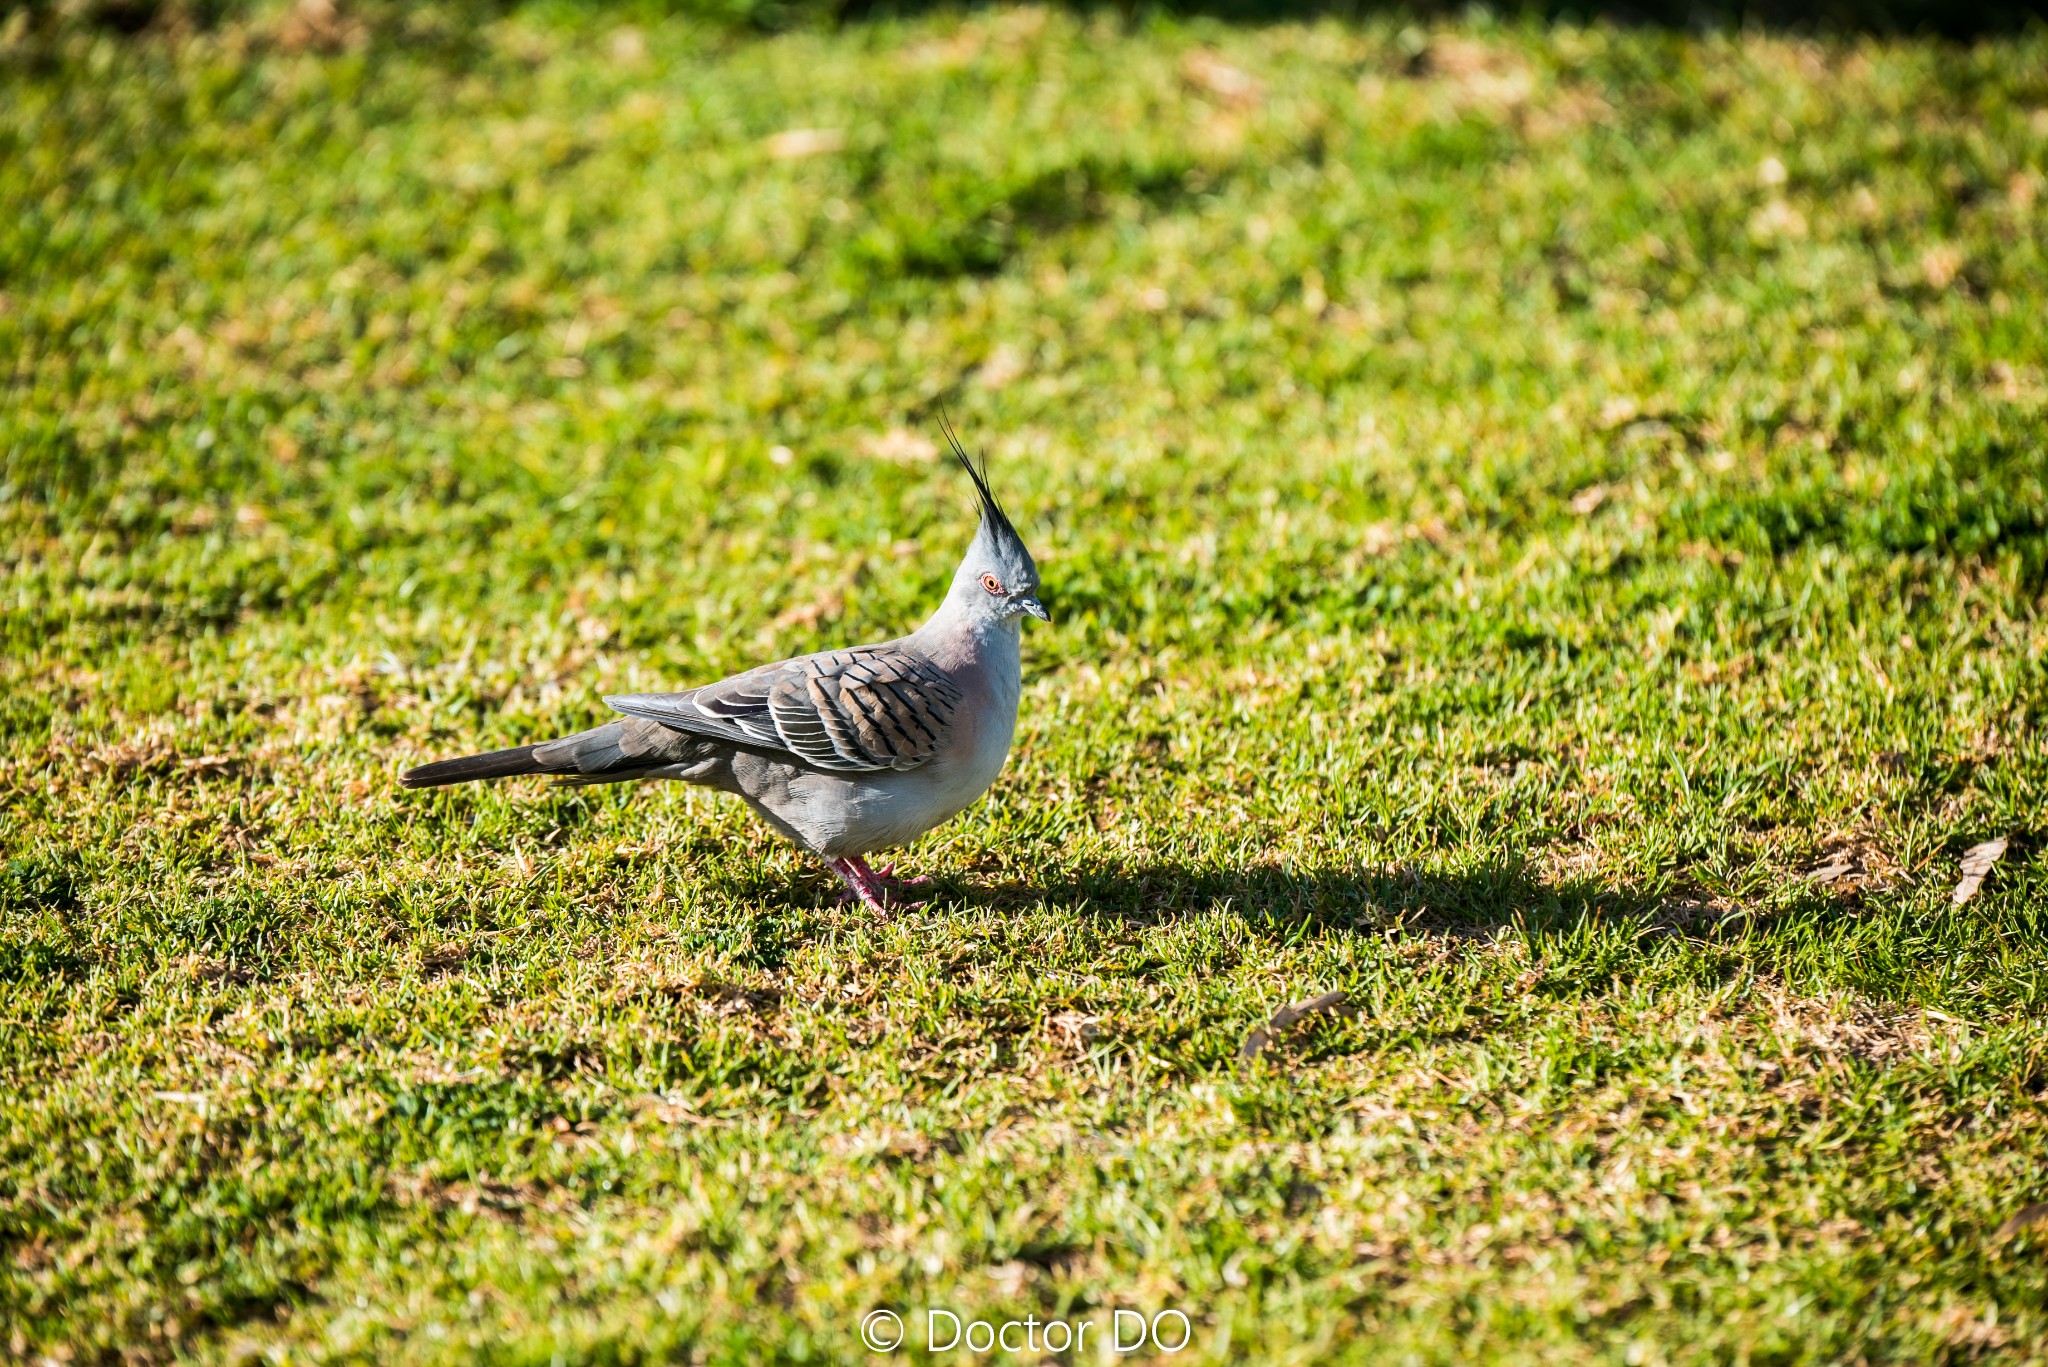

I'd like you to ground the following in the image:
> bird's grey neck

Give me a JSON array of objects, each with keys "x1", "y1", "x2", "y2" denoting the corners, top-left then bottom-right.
[{"x1": 911, "y1": 604, "x2": 1019, "y2": 669}]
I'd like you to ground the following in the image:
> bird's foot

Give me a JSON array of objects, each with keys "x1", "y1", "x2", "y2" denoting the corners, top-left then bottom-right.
[
  {"x1": 830, "y1": 856, "x2": 929, "y2": 909},
  {"x1": 859, "y1": 856, "x2": 933, "y2": 904},
  {"x1": 828, "y1": 858, "x2": 887, "y2": 910},
  {"x1": 870, "y1": 862, "x2": 932, "y2": 889}
]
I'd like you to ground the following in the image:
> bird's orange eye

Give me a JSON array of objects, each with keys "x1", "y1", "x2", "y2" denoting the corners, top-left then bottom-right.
[{"x1": 980, "y1": 573, "x2": 1004, "y2": 595}]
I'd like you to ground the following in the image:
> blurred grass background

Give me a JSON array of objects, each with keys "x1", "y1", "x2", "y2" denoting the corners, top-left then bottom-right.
[
  {"x1": 4, "y1": 0, "x2": 2048, "y2": 1362},
  {"x1": 19, "y1": 0, "x2": 2048, "y2": 39}
]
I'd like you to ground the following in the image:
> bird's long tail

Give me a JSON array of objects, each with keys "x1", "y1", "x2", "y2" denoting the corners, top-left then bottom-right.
[
  {"x1": 399, "y1": 721, "x2": 668, "y2": 789},
  {"x1": 398, "y1": 745, "x2": 546, "y2": 788}
]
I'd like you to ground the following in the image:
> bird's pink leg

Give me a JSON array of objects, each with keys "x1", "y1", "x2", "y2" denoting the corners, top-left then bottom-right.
[
  {"x1": 827, "y1": 857, "x2": 889, "y2": 911},
  {"x1": 844, "y1": 855, "x2": 930, "y2": 907}
]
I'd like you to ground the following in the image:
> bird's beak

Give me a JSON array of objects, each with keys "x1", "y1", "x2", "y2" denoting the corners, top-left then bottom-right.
[{"x1": 1017, "y1": 596, "x2": 1050, "y2": 623}]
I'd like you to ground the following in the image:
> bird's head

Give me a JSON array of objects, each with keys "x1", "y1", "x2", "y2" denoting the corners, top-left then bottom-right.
[{"x1": 941, "y1": 421, "x2": 1047, "y2": 628}]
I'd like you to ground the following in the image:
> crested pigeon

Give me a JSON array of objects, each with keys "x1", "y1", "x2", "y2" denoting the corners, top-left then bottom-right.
[{"x1": 399, "y1": 430, "x2": 1047, "y2": 910}]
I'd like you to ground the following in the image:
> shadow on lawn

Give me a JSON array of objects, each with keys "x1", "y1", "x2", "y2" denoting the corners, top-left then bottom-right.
[
  {"x1": 52, "y1": 0, "x2": 2048, "y2": 62},
  {"x1": 1023, "y1": 855, "x2": 1729, "y2": 940},
  {"x1": 719, "y1": 851, "x2": 1743, "y2": 932},
  {"x1": 842, "y1": 0, "x2": 2045, "y2": 37},
  {"x1": 717, "y1": 851, "x2": 1778, "y2": 963}
]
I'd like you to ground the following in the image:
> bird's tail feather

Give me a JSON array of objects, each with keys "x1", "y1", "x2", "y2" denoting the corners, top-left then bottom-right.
[
  {"x1": 530, "y1": 722, "x2": 661, "y2": 784},
  {"x1": 399, "y1": 745, "x2": 543, "y2": 788},
  {"x1": 401, "y1": 721, "x2": 668, "y2": 790}
]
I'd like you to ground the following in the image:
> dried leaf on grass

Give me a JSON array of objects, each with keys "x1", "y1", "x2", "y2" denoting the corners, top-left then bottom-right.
[
  {"x1": 387, "y1": 1170, "x2": 548, "y2": 1219},
  {"x1": 1996, "y1": 1202, "x2": 2048, "y2": 1240},
  {"x1": 1240, "y1": 990, "x2": 1355, "y2": 1059},
  {"x1": 765, "y1": 128, "x2": 845, "y2": 159},
  {"x1": 824, "y1": 1126, "x2": 932, "y2": 1160},
  {"x1": 1809, "y1": 856, "x2": 1856, "y2": 883},
  {"x1": 627, "y1": 1093, "x2": 732, "y2": 1127},
  {"x1": 1952, "y1": 837, "x2": 2008, "y2": 906},
  {"x1": 696, "y1": 980, "x2": 782, "y2": 1015},
  {"x1": 1423, "y1": 37, "x2": 1536, "y2": 111},
  {"x1": 860, "y1": 428, "x2": 939, "y2": 464},
  {"x1": 275, "y1": 0, "x2": 368, "y2": 54},
  {"x1": 1049, "y1": 1011, "x2": 1105, "y2": 1051},
  {"x1": 772, "y1": 592, "x2": 844, "y2": 632},
  {"x1": 1569, "y1": 484, "x2": 1609, "y2": 515},
  {"x1": 1181, "y1": 51, "x2": 1263, "y2": 108},
  {"x1": 84, "y1": 741, "x2": 168, "y2": 775},
  {"x1": 82, "y1": 743, "x2": 243, "y2": 779},
  {"x1": 975, "y1": 344, "x2": 1028, "y2": 389}
]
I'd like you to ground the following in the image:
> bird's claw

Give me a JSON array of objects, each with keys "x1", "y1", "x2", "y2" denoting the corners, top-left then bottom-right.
[
  {"x1": 829, "y1": 857, "x2": 933, "y2": 910},
  {"x1": 871, "y1": 862, "x2": 932, "y2": 888}
]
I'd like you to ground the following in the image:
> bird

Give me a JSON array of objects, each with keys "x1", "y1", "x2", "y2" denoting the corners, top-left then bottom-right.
[{"x1": 398, "y1": 426, "x2": 1047, "y2": 910}]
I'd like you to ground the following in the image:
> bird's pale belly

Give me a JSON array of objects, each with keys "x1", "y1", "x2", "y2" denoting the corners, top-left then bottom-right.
[{"x1": 744, "y1": 714, "x2": 1011, "y2": 858}]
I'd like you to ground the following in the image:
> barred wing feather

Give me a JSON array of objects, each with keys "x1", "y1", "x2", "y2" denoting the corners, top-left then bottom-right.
[{"x1": 604, "y1": 646, "x2": 962, "y2": 773}]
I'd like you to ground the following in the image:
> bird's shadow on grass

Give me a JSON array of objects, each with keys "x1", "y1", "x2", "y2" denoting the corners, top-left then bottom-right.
[
  {"x1": 725, "y1": 851, "x2": 1732, "y2": 939},
  {"x1": 713, "y1": 851, "x2": 1784, "y2": 984},
  {"x1": 1013, "y1": 855, "x2": 1729, "y2": 944}
]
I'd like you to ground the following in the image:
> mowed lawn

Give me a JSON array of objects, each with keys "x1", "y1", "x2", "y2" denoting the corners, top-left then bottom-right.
[{"x1": 4, "y1": 4, "x2": 2048, "y2": 1362}]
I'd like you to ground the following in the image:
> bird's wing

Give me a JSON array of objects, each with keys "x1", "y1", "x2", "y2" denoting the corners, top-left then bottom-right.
[{"x1": 604, "y1": 643, "x2": 963, "y2": 773}]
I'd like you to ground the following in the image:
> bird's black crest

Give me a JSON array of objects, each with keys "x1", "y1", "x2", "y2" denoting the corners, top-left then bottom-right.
[{"x1": 937, "y1": 409, "x2": 1020, "y2": 546}]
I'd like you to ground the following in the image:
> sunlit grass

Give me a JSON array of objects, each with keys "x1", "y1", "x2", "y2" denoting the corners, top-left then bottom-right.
[{"x1": 3, "y1": 5, "x2": 2046, "y2": 1362}]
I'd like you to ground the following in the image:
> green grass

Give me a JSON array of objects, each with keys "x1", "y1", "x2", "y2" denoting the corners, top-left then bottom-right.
[{"x1": 5, "y1": 5, "x2": 2048, "y2": 1362}]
